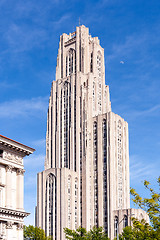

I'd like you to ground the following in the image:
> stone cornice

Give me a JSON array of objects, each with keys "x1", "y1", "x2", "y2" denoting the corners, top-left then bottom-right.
[
  {"x1": 0, "y1": 207, "x2": 30, "y2": 218},
  {"x1": 0, "y1": 135, "x2": 35, "y2": 156}
]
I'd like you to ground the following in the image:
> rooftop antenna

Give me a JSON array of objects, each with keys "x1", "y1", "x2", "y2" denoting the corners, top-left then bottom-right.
[{"x1": 79, "y1": 17, "x2": 81, "y2": 26}]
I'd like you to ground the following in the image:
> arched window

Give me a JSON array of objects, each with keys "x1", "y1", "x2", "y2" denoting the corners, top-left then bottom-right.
[
  {"x1": 123, "y1": 215, "x2": 128, "y2": 228},
  {"x1": 45, "y1": 174, "x2": 56, "y2": 237},
  {"x1": 114, "y1": 216, "x2": 118, "y2": 238}
]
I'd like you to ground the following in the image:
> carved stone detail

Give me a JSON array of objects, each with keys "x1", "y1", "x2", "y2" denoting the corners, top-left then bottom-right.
[
  {"x1": 3, "y1": 152, "x2": 23, "y2": 164},
  {"x1": 17, "y1": 169, "x2": 25, "y2": 176},
  {"x1": 17, "y1": 223, "x2": 23, "y2": 230},
  {"x1": 0, "y1": 234, "x2": 5, "y2": 240},
  {"x1": 5, "y1": 165, "x2": 14, "y2": 172},
  {"x1": 6, "y1": 221, "x2": 13, "y2": 229}
]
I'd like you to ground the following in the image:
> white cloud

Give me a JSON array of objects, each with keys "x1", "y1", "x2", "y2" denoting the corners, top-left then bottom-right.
[
  {"x1": 32, "y1": 138, "x2": 46, "y2": 147},
  {"x1": 130, "y1": 154, "x2": 159, "y2": 182},
  {"x1": 0, "y1": 96, "x2": 48, "y2": 119},
  {"x1": 120, "y1": 61, "x2": 124, "y2": 64},
  {"x1": 107, "y1": 34, "x2": 147, "y2": 61},
  {"x1": 4, "y1": 23, "x2": 48, "y2": 53},
  {"x1": 52, "y1": 14, "x2": 71, "y2": 28},
  {"x1": 126, "y1": 104, "x2": 160, "y2": 120},
  {"x1": 0, "y1": 81, "x2": 17, "y2": 89},
  {"x1": 24, "y1": 154, "x2": 45, "y2": 169}
]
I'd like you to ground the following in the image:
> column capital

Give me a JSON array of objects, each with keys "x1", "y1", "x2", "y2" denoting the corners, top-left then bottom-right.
[
  {"x1": 17, "y1": 223, "x2": 23, "y2": 230},
  {"x1": 6, "y1": 221, "x2": 13, "y2": 229},
  {"x1": 5, "y1": 165, "x2": 14, "y2": 172},
  {"x1": 16, "y1": 169, "x2": 25, "y2": 176}
]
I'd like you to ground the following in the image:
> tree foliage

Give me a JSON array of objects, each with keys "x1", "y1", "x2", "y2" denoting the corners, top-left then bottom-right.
[
  {"x1": 64, "y1": 226, "x2": 109, "y2": 240},
  {"x1": 119, "y1": 176, "x2": 160, "y2": 240},
  {"x1": 87, "y1": 226, "x2": 109, "y2": 240},
  {"x1": 24, "y1": 225, "x2": 52, "y2": 240}
]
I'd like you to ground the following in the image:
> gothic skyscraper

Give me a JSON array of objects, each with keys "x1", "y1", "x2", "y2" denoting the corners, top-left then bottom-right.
[{"x1": 36, "y1": 25, "x2": 148, "y2": 240}]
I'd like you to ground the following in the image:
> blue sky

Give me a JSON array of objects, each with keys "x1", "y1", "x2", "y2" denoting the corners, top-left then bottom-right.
[{"x1": 0, "y1": 0, "x2": 160, "y2": 226}]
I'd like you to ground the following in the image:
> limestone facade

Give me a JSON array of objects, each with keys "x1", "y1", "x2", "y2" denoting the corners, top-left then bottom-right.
[
  {"x1": 0, "y1": 135, "x2": 35, "y2": 240},
  {"x1": 36, "y1": 25, "x2": 148, "y2": 240}
]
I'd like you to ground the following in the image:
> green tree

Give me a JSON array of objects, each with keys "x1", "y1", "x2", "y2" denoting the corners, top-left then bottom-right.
[
  {"x1": 119, "y1": 219, "x2": 154, "y2": 240},
  {"x1": 24, "y1": 225, "x2": 52, "y2": 240},
  {"x1": 64, "y1": 226, "x2": 87, "y2": 240},
  {"x1": 119, "y1": 176, "x2": 160, "y2": 240},
  {"x1": 64, "y1": 226, "x2": 110, "y2": 240},
  {"x1": 87, "y1": 226, "x2": 110, "y2": 240}
]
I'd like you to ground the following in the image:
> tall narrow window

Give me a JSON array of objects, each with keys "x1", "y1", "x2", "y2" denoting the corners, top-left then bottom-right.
[
  {"x1": 102, "y1": 119, "x2": 107, "y2": 232},
  {"x1": 55, "y1": 91, "x2": 58, "y2": 167},
  {"x1": 114, "y1": 216, "x2": 118, "y2": 238},
  {"x1": 123, "y1": 215, "x2": 128, "y2": 228},
  {"x1": 66, "y1": 56, "x2": 68, "y2": 76},
  {"x1": 60, "y1": 90, "x2": 62, "y2": 168},
  {"x1": 66, "y1": 49, "x2": 76, "y2": 76},
  {"x1": 90, "y1": 52, "x2": 93, "y2": 72},
  {"x1": 75, "y1": 51, "x2": 76, "y2": 73},
  {"x1": 45, "y1": 174, "x2": 56, "y2": 238},
  {"x1": 64, "y1": 86, "x2": 69, "y2": 168},
  {"x1": 80, "y1": 131, "x2": 82, "y2": 226},
  {"x1": 93, "y1": 121, "x2": 98, "y2": 226},
  {"x1": 69, "y1": 55, "x2": 71, "y2": 75},
  {"x1": 93, "y1": 81, "x2": 95, "y2": 113},
  {"x1": 75, "y1": 179, "x2": 78, "y2": 229},
  {"x1": 68, "y1": 176, "x2": 71, "y2": 228},
  {"x1": 74, "y1": 85, "x2": 76, "y2": 171},
  {"x1": 0, "y1": 150, "x2": 3, "y2": 158},
  {"x1": 97, "y1": 52, "x2": 102, "y2": 112},
  {"x1": 117, "y1": 120, "x2": 123, "y2": 209}
]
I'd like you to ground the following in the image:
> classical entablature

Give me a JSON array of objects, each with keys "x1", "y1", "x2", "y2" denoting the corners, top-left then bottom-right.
[
  {"x1": 0, "y1": 207, "x2": 29, "y2": 220},
  {"x1": 0, "y1": 135, "x2": 35, "y2": 167},
  {"x1": 0, "y1": 134, "x2": 34, "y2": 156},
  {"x1": 0, "y1": 134, "x2": 35, "y2": 240}
]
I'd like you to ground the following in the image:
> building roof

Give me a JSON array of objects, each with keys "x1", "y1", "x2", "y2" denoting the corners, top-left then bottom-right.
[{"x1": 0, "y1": 134, "x2": 35, "y2": 156}]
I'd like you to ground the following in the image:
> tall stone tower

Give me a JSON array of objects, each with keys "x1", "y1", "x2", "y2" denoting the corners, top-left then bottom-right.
[{"x1": 36, "y1": 25, "x2": 131, "y2": 240}]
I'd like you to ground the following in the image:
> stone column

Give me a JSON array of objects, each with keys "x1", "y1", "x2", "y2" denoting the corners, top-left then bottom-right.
[
  {"x1": 6, "y1": 221, "x2": 13, "y2": 240},
  {"x1": 16, "y1": 169, "x2": 25, "y2": 210},
  {"x1": 5, "y1": 165, "x2": 13, "y2": 208},
  {"x1": 17, "y1": 223, "x2": 23, "y2": 240}
]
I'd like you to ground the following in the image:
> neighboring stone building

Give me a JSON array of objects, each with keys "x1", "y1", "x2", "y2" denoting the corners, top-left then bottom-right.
[
  {"x1": 0, "y1": 134, "x2": 35, "y2": 240},
  {"x1": 36, "y1": 25, "x2": 148, "y2": 240}
]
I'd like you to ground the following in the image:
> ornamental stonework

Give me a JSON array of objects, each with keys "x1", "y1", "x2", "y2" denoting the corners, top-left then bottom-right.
[
  {"x1": 17, "y1": 169, "x2": 25, "y2": 175},
  {"x1": 6, "y1": 221, "x2": 13, "y2": 229},
  {"x1": 5, "y1": 165, "x2": 14, "y2": 172},
  {"x1": 17, "y1": 223, "x2": 23, "y2": 230},
  {"x1": 3, "y1": 151, "x2": 23, "y2": 165}
]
